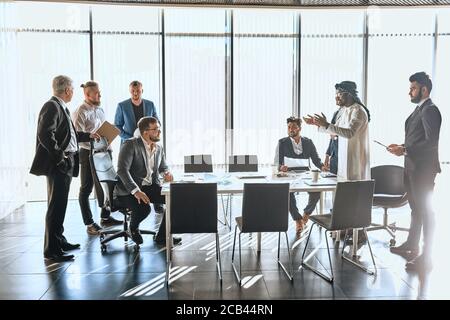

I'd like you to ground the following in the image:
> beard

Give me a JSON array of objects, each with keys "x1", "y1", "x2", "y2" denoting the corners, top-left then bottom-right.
[
  {"x1": 150, "y1": 136, "x2": 160, "y2": 142},
  {"x1": 87, "y1": 98, "x2": 101, "y2": 106},
  {"x1": 411, "y1": 89, "x2": 423, "y2": 104},
  {"x1": 288, "y1": 131, "x2": 298, "y2": 138}
]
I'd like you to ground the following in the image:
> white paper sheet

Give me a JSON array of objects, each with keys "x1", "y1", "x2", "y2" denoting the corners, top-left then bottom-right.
[{"x1": 283, "y1": 157, "x2": 309, "y2": 168}]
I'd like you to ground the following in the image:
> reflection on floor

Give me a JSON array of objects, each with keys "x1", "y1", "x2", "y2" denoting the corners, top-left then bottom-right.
[{"x1": 1, "y1": 180, "x2": 449, "y2": 300}]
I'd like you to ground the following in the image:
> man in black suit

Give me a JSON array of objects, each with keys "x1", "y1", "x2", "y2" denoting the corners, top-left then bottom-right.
[
  {"x1": 275, "y1": 116, "x2": 326, "y2": 236},
  {"x1": 30, "y1": 75, "x2": 99, "y2": 262},
  {"x1": 388, "y1": 72, "x2": 441, "y2": 272}
]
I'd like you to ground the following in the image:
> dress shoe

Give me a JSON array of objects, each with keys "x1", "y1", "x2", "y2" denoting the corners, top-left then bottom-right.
[
  {"x1": 390, "y1": 242, "x2": 419, "y2": 256},
  {"x1": 44, "y1": 252, "x2": 74, "y2": 262},
  {"x1": 405, "y1": 254, "x2": 432, "y2": 272},
  {"x1": 61, "y1": 242, "x2": 80, "y2": 251},
  {"x1": 130, "y1": 229, "x2": 143, "y2": 245},
  {"x1": 154, "y1": 235, "x2": 182, "y2": 246},
  {"x1": 87, "y1": 223, "x2": 103, "y2": 235},
  {"x1": 101, "y1": 216, "x2": 123, "y2": 227}
]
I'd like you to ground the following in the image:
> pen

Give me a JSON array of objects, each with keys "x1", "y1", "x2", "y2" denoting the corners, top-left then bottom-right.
[{"x1": 374, "y1": 140, "x2": 388, "y2": 148}]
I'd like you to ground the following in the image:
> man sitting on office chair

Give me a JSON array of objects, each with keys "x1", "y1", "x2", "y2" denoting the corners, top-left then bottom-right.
[
  {"x1": 274, "y1": 116, "x2": 327, "y2": 236},
  {"x1": 113, "y1": 116, "x2": 181, "y2": 245}
]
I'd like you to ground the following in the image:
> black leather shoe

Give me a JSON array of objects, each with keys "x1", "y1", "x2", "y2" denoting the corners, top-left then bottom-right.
[
  {"x1": 390, "y1": 243, "x2": 419, "y2": 255},
  {"x1": 101, "y1": 216, "x2": 123, "y2": 227},
  {"x1": 154, "y1": 236, "x2": 182, "y2": 245},
  {"x1": 405, "y1": 255, "x2": 432, "y2": 272},
  {"x1": 61, "y1": 242, "x2": 80, "y2": 251},
  {"x1": 44, "y1": 253, "x2": 75, "y2": 262},
  {"x1": 130, "y1": 229, "x2": 143, "y2": 245}
]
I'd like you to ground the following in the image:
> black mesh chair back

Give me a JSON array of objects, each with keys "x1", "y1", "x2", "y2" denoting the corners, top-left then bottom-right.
[
  {"x1": 184, "y1": 154, "x2": 213, "y2": 173},
  {"x1": 170, "y1": 183, "x2": 218, "y2": 234},
  {"x1": 228, "y1": 155, "x2": 258, "y2": 172},
  {"x1": 330, "y1": 180, "x2": 375, "y2": 231},
  {"x1": 367, "y1": 166, "x2": 408, "y2": 246},
  {"x1": 168, "y1": 182, "x2": 222, "y2": 285},
  {"x1": 232, "y1": 182, "x2": 292, "y2": 283},
  {"x1": 241, "y1": 183, "x2": 290, "y2": 233},
  {"x1": 371, "y1": 165, "x2": 405, "y2": 196},
  {"x1": 301, "y1": 180, "x2": 377, "y2": 282}
]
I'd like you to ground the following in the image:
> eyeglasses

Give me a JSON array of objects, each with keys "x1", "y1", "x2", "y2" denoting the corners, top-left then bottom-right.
[{"x1": 148, "y1": 127, "x2": 161, "y2": 132}]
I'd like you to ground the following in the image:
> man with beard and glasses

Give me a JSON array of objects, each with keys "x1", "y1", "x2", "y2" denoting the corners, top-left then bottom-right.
[
  {"x1": 73, "y1": 81, "x2": 123, "y2": 236},
  {"x1": 113, "y1": 117, "x2": 181, "y2": 245},
  {"x1": 388, "y1": 72, "x2": 441, "y2": 273},
  {"x1": 274, "y1": 116, "x2": 326, "y2": 236}
]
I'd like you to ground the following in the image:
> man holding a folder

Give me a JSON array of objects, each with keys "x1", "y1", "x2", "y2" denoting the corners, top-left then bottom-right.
[{"x1": 73, "y1": 81, "x2": 123, "y2": 235}]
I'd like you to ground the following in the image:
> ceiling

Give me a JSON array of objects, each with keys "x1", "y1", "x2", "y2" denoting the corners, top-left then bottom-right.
[{"x1": 30, "y1": 0, "x2": 450, "y2": 8}]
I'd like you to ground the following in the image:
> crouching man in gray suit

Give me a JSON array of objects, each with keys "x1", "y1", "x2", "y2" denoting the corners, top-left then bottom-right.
[{"x1": 113, "y1": 116, "x2": 181, "y2": 245}]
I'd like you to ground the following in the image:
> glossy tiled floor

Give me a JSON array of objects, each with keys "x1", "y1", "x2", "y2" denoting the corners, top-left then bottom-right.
[{"x1": 1, "y1": 172, "x2": 449, "y2": 300}]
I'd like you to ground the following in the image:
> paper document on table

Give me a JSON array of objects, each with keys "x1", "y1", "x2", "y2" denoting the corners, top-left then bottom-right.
[
  {"x1": 177, "y1": 174, "x2": 196, "y2": 183},
  {"x1": 94, "y1": 121, "x2": 120, "y2": 145},
  {"x1": 284, "y1": 157, "x2": 309, "y2": 169}
]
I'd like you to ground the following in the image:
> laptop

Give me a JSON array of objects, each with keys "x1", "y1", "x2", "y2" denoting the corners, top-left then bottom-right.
[{"x1": 288, "y1": 166, "x2": 310, "y2": 174}]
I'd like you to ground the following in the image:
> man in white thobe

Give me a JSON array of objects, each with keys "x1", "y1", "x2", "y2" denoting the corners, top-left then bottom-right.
[
  {"x1": 304, "y1": 81, "x2": 371, "y2": 181},
  {"x1": 304, "y1": 81, "x2": 371, "y2": 248}
]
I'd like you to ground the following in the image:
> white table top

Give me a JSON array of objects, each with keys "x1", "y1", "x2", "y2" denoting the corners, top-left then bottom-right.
[{"x1": 161, "y1": 171, "x2": 338, "y2": 195}]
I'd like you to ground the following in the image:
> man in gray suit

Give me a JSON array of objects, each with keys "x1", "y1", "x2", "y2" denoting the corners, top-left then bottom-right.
[
  {"x1": 114, "y1": 116, "x2": 180, "y2": 245},
  {"x1": 388, "y1": 72, "x2": 441, "y2": 272}
]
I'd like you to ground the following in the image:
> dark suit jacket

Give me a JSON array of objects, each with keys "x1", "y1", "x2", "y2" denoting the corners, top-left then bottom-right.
[
  {"x1": 30, "y1": 97, "x2": 91, "y2": 177},
  {"x1": 114, "y1": 137, "x2": 169, "y2": 197},
  {"x1": 404, "y1": 98, "x2": 441, "y2": 174},
  {"x1": 276, "y1": 136, "x2": 323, "y2": 169}
]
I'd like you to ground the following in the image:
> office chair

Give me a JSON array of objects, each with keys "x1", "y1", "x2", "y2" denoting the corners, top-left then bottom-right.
[
  {"x1": 167, "y1": 183, "x2": 222, "y2": 285},
  {"x1": 224, "y1": 155, "x2": 259, "y2": 230},
  {"x1": 89, "y1": 139, "x2": 155, "y2": 252},
  {"x1": 183, "y1": 154, "x2": 230, "y2": 228},
  {"x1": 184, "y1": 154, "x2": 213, "y2": 173},
  {"x1": 366, "y1": 165, "x2": 409, "y2": 247},
  {"x1": 228, "y1": 155, "x2": 258, "y2": 173},
  {"x1": 301, "y1": 180, "x2": 376, "y2": 283},
  {"x1": 231, "y1": 183, "x2": 293, "y2": 285}
]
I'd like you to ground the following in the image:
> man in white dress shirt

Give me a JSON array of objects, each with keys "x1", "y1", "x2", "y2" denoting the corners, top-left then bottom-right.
[{"x1": 73, "y1": 81, "x2": 122, "y2": 235}]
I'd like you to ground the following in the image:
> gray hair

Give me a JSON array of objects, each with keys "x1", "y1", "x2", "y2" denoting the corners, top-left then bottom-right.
[{"x1": 52, "y1": 75, "x2": 73, "y2": 95}]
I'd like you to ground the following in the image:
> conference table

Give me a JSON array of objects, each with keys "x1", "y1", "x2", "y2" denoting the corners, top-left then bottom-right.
[{"x1": 160, "y1": 170, "x2": 354, "y2": 273}]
